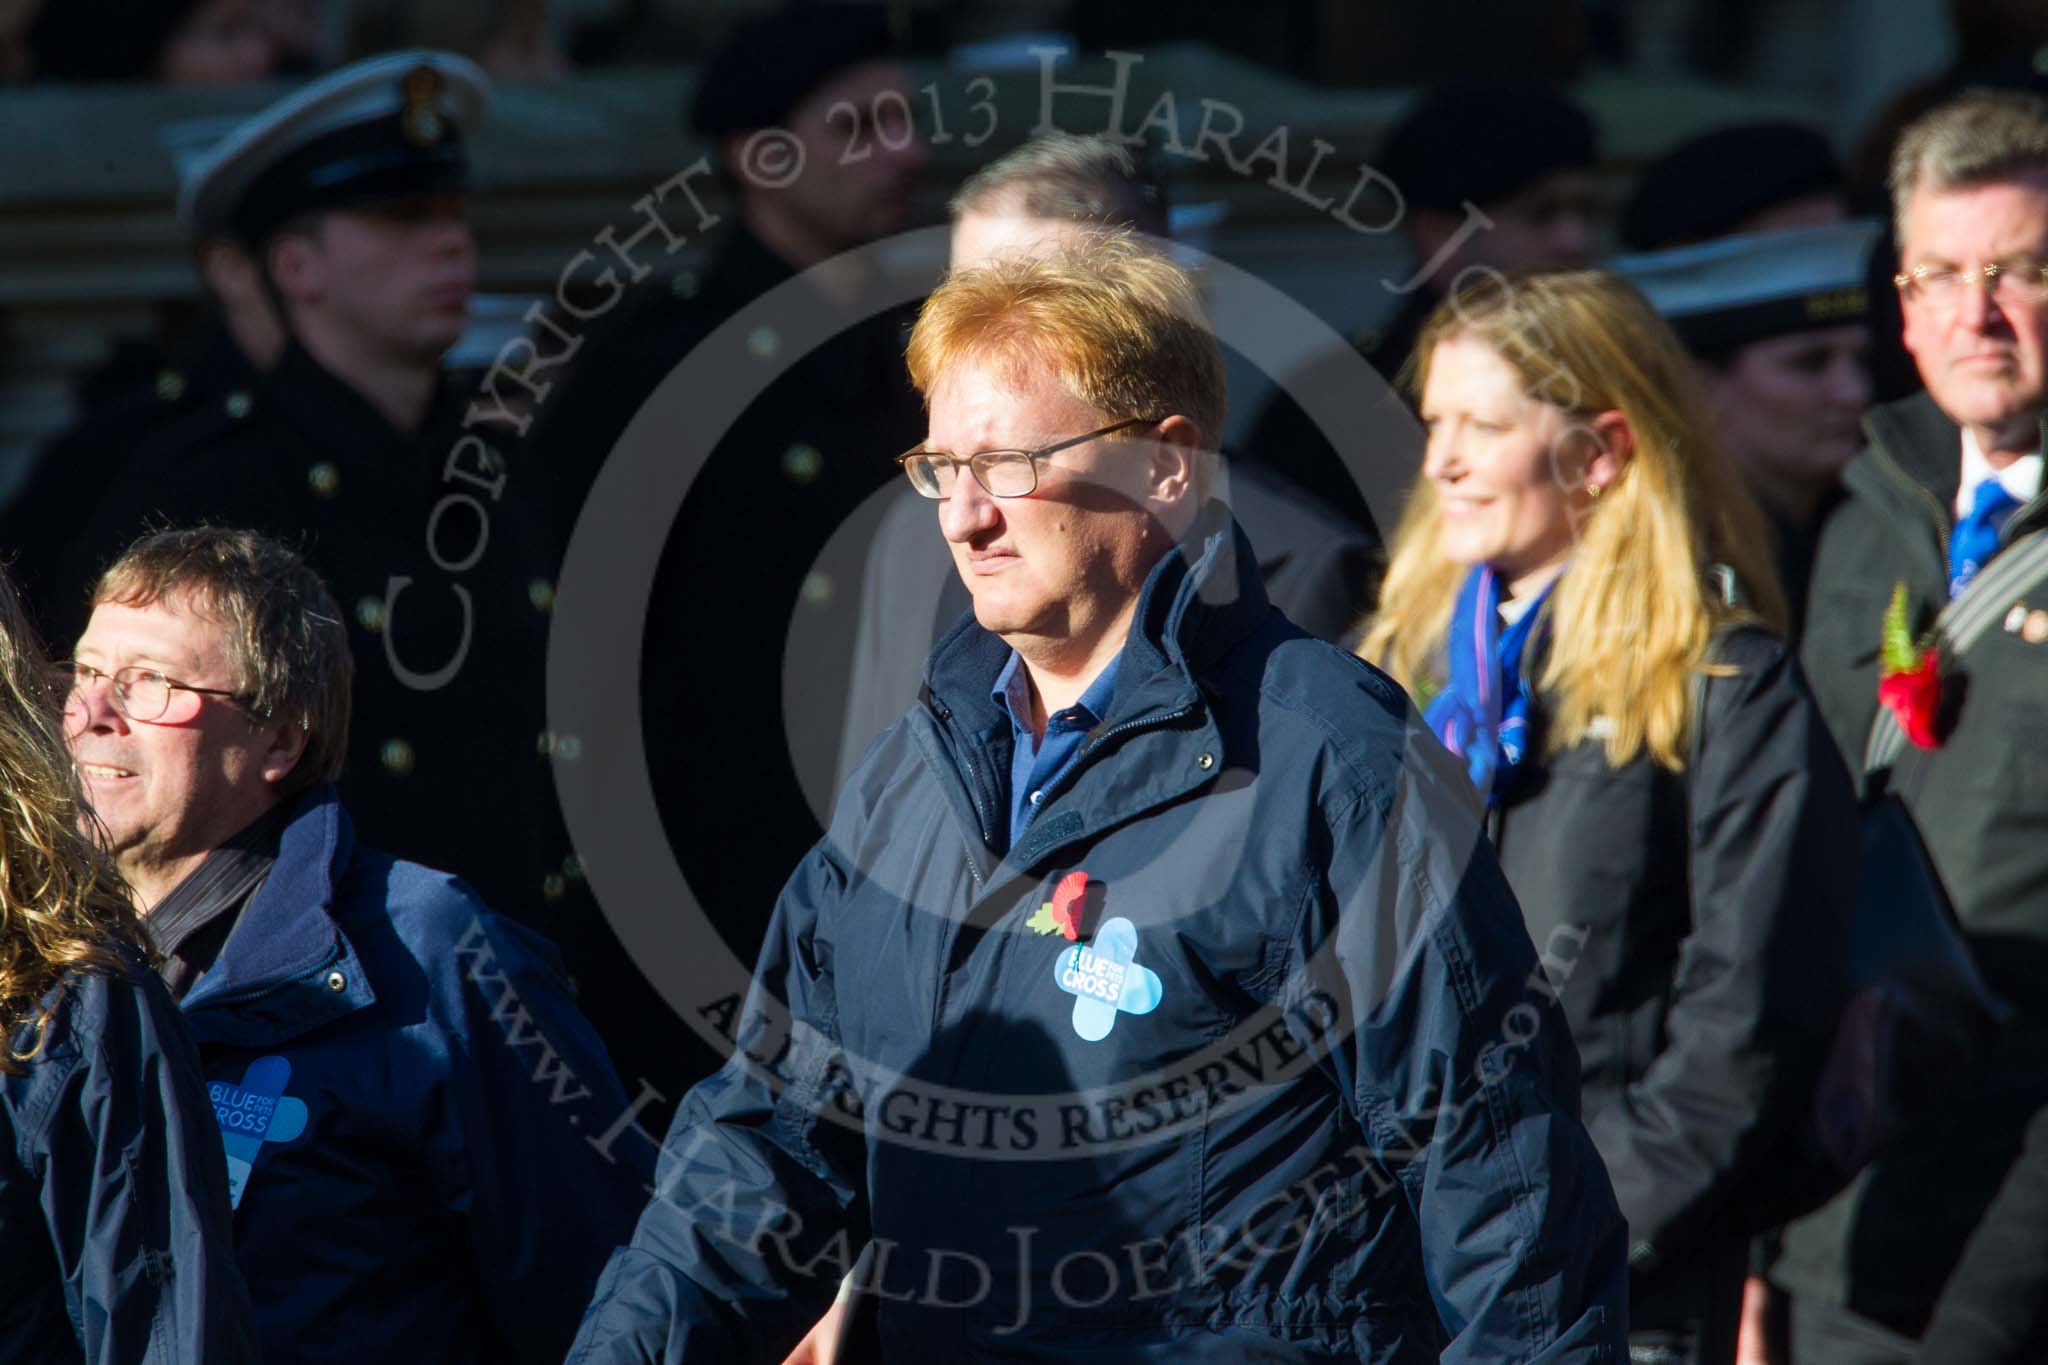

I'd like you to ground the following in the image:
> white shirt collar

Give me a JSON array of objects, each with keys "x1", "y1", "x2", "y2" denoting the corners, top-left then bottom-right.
[
  {"x1": 1497, "y1": 592, "x2": 1540, "y2": 628},
  {"x1": 1957, "y1": 427, "x2": 2044, "y2": 518}
]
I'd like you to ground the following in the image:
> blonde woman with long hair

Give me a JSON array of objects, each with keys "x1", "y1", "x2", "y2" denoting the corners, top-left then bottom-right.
[
  {"x1": 1360, "y1": 270, "x2": 1858, "y2": 1365},
  {"x1": 0, "y1": 567, "x2": 254, "y2": 1363}
]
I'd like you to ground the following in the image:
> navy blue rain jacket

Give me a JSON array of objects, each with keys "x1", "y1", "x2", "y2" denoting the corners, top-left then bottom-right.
[
  {"x1": 179, "y1": 787, "x2": 654, "y2": 1364},
  {"x1": 0, "y1": 956, "x2": 258, "y2": 1363},
  {"x1": 569, "y1": 510, "x2": 1628, "y2": 1363}
]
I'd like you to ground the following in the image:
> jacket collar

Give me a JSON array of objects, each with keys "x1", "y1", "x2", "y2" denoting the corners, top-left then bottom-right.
[
  {"x1": 919, "y1": 503, "x2": 1266, "y2": 873},
  {"x1": 179, "y1": 785, "x2": 377, "y2": 1046},
  {"x1": 923, "y1": 501, "x2": 1268, "y2": 734},
  {"x1": 1860, "y1": 390, "x2": 1967, "y2": 514},
  {"x1": 1856, "y1": 390, "x2": 2048, "y2": 549},
  {"x1": 263, "y1": 342, "x2": 459, "y2": 492},
  {"x1": 1861, "y1": 391, "x2": 2048, "y2": 502},
  {"x1": 185, "y1": 313, "x2": 264, "y2": 393}
]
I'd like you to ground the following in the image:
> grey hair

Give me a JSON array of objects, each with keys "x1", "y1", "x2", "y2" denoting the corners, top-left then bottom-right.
[
  {"x1": 950, "y1": 132, "x2": 1170, "y2": 238},
  {"x1": 1890, "y1": 88, "x2": 2048, "y2": 237}
]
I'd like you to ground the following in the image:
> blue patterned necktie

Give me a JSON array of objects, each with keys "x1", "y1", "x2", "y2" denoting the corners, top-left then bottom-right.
[{"x1": 1949, "y1": 478, "x2": 2023, "y2": 599}]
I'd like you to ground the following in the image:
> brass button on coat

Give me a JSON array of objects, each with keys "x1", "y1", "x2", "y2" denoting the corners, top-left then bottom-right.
[{"x1": 379, "y1": 738, "x2": 415, "y2": 776}]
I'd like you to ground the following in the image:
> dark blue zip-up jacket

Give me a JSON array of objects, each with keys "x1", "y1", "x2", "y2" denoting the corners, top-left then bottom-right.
[
  {"x1": 179, "y1": 787, "x2": 654, "y2": 1364},
  {"x1": 0, "y1": 956, "x2": 258, "y2": 1363},
  {"x1": 569, "y1": 510, "x2": 1629, "y2": 1362}
]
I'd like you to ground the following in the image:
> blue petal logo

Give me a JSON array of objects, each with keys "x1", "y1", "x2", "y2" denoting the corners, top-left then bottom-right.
[
  {"x1": 1053, "y1": 916, "x2": 1162, "y2": 1041},
  {"x1": 209, "y1": 1055, "x2": 310, "y2": 1209}
]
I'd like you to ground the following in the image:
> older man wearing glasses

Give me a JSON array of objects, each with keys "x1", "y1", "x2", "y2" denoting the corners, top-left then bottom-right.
[
  {"x1": 1771, "y1": 90, "x2": 2048, "y2": 1363},
  {"x1": 568, "y1": 240, "x2": 1625, "y2": 1363},
  {"x1": 61, "y1": 526, "x2": 652, "y2": 1365}
]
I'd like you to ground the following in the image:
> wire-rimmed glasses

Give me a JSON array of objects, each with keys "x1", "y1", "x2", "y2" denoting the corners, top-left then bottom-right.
[{"x1": 896, "y1": 416, "x2": 1164, "y2": 499}]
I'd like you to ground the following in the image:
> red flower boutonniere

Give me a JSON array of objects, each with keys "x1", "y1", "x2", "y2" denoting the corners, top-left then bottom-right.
[
  {"x1": 1878, "y1": 582, "x2": 1942, "y2": 749},
  {"x1": 1026, "y1": 870, "x2": 1091, "y2": 941}
]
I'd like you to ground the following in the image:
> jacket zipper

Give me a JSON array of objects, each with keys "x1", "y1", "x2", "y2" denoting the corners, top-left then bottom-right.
[
  {"x1": 1020, "y1": 701, "x2": 1205, "y2": 846},
  {"x1": 926, "y1": 696, "x2": 995, "y2": 887},
  {"x1": 1055, "y1": 702, "x2": 1199, "y2": 793},
  {"x1": 1090, "y1": 701, "x2": 1199, "y2": 750}
]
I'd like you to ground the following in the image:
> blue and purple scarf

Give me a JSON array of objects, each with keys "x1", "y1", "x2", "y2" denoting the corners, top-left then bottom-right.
[{"x1": 1423, "y1": 566, "x2": 1554, "y2": 802}]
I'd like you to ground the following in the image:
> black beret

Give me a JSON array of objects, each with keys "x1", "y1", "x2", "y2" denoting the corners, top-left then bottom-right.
[
  {"x1": 1378, "y1": 78, "x2": 1597, "y2": 213},
  {"x1": 1620, "y1": 122, "x2": 1842, "y2": 251},
  {"x1": 28, "y1": 0, "x2": 203, "y2": 82},
  {"x1": 690, "y1": 3, "x2": 895, "y2": 138}
]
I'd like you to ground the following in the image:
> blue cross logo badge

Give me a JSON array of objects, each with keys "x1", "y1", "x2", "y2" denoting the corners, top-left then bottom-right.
[
  {"x1": 1053, "y1": 916, "x2": 1163, "y2": 1041},
  {"x1": 209, "y1": 1056, "x2": 310, "y2": 1209}
]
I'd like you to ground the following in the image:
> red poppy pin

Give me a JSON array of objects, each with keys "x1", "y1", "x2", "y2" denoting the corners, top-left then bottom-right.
[
  {"x1": 1026, "y1": 870, "x2": 1091, "y2": 941},
  {"x1": 1878, "y1": 582, "x2": 1942, "y2": 750}
]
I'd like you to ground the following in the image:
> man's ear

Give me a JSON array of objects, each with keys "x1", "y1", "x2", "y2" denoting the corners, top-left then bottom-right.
[
  {"x1": 259, "y1": 720, "x2": 310, "y2": 789},
  {"x1": 1582, "y1": 409, "x2": 1636, "y2": 492},
  {"x1": 198, "y1": 239, "x2": 252, "y2": 299},
  {"x1": 266, "y1": 230, "x2": 321, "y2": 306},
  {"x1": 1146, "y1": 415, "x2": 1203, "y2": 509}
]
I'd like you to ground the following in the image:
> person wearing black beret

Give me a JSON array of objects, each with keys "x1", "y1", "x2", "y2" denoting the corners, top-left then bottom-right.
[
  {"x1": 522, "y1": 2, "x2": 932, "y2": 1124},
  {"x1": 1239, "y1": 78, "x2": 1601, "y2": 535},
  {"x1": 686, "y1": 2, "x2": 925, "y2": 265},
  {"x1": 1374, "y1": 77, "x2": 1603, "y2": 293}
]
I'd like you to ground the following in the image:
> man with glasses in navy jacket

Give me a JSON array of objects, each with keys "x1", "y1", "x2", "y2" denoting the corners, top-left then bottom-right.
[
  {"x1": 63, "y1": 527, "x2": 651, "y2": 1365},
  {"x1": 569, "y1": 241, "x2": 1625, "y2": 1363}
]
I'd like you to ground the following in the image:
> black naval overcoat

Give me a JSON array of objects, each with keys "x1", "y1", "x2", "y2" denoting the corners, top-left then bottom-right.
[{"x1": 527, "y1": 222, "x2": 925, "y2": 1108}]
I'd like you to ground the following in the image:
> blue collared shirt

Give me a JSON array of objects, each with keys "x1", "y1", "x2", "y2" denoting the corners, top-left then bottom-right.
[{"x1": 992, "y1": 649, "x2": 1121, "y2": 845}]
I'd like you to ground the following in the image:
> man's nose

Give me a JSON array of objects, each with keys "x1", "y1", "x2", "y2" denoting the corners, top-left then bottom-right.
[
  {"x1": 1547, "y1": 214, "x2": 1596, "y2": 269},
  {"x1": 939, "y1": 469, "x2": 999, "y2": 542},
  {"x1": 426, "y1": 203, "x2": 476, "y2": 257},
  {"x1": 1827, "y1": 354, "x2": 1873, "y2": 408},
  {"x1": 68, "y1": 676, "x2": 127, "y2": 736},
  {"x1": 1956, "y1": 273, "x2": 2006, "y2": 332},
  {"x1": 869, "y1": 91, "x2": 928, "y2": 174},
  {"x1": 887, "y1": 122, "x2": 930, "y2": 176}
]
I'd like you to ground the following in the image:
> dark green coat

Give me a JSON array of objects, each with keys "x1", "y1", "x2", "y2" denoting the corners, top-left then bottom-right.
[{"x1": 1778, "y1": 391, "x2": 2048, "y2": 1334}]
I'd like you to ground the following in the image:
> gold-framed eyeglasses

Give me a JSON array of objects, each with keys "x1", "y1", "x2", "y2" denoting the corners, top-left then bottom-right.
[
  {"x1": 57, "y1": 661, "x2": 264, "y2": 728},
  {"x1": 1893, "y1": 259, "x2": 2048, "y2": 310},
  {"x1": 897, "y1": 416, "x2": 1164, "y2": 499}
]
